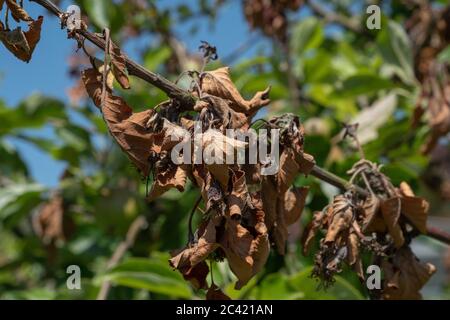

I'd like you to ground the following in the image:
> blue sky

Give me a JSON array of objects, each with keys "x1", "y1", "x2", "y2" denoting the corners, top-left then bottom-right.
[{"x1": 0, "y1": 0, "x2": 262, "y2": 186}]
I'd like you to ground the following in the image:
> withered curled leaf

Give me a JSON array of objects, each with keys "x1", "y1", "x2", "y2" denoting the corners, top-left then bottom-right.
[
  {"x1": 0, "y1": 16, "x2": 43, "y2": 63},
  {"x1": 302, "y1": 210, "x2": 326, "y2": 255},
  {"x1": 200, "y1": 95, "x2": 250, "y2": 130},
  {"x1": 361, "y1": 194, "x2": 381, "y2": 232},
  {"x1": 109, "y1": 40, "x2": 130, "y2": 89},
  {"x1": 325, "y1": 195, "x2": 354, "y2": 244},
  {"x1": 347, "y1": 232, "x2": 364, "y2": 280},
  {"x1": 284, "y1": 186, "x2": 308, "y2": 225},
  {"x1": 33, "y1": 195, "x2": 74, "y2": 245},
  {"x1": 398, "y1": 182, "x2": 429, "y2": 234},
  {"x1": 169, "y1": 218, "x2": 221, "y2": 287},
  {"x1": 201, "y1": 67, "x2": 271, "y2": 115},
  {"x1": 382, "y1": 247, "x2": 436, "y2": 300},
  {"x1": 220, "y1": 219, "x2": 270, "y2": 289},
  {"x1": 180, "y1": 261, "x2": 210, "y2": 290},
  {"x1": 82, "y1": 67, "x2": 158, "y2": 176},
  {"x1": 148, "y1": 165, "x2": 187, "y2": 202},
  {"x1": 206, "y1": 284, "x2": 231, "y2": 300},
  {"x1": 226, "y1": 170, "x2": 248, "y2": 219},
  {"x1": 381, "y1": 197, "x2": 404, "y2": 248}
]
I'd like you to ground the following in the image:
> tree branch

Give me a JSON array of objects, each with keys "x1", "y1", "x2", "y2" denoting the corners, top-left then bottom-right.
[
  {"x1": 29, "y1": 0, "x2": 196, "y2": 109},
  {"x1": 305, "y1": 0, "x2": 364, "y2": 34},
  {"x1": 96, "y1": 215, "x2": 148, "y2": 300}
]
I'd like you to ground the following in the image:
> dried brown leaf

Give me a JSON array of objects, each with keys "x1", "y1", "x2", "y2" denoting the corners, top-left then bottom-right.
[
  {"x1": 201, "y1": 67, "x2": 271, "y2": 115},
  {"x1": 181, "y1": 261, "x2": 210, "y2": 290},
  {"x1": 347, "y1": 232, "x2": 359, "y2": 266},
  {"x1": 0, "y1": 16, "x2": 43, "y2": 63},
  {"x1": 241, "y1": 163, "x2": 261, "y2": 185},
  {"x1": 148, "y1": 165, "x2": 187, "y2": 202},
  {"x1": 396, "y1": 181, "x2": 429, "y2": 234},
  {"x1": 400, "y1": 196, "x2": 429, "y2": 234},
  {"x1": 284, "y1": 186, "x2": 308, "y2": 225},
  {"x1": 33, "y1": 195, "x2": 74, "y2": 245},
  {"x1": 362, "y1": 194, "x2": 381, "y2": 232},
  {"x1": 325, "y1": 195, "x2": 354, "y2": 243},
  {"x1": 301, "y1": 210, "x2": 325, "y2": 256},
  {"x1": 220, "y1": 219, "x2": 270, "y2": 289},
  {"x1": 169, "y1": 218, "x2": 220, "y2": 281},
  {"x1": 277, "y1": 148, "x2": 301, "y2": 194},
  {"x1": 207, "y1": 164, "x2": 229, "y2": 191},
  {"x1": 382, "y1": 247, "x2": 436, "y2": 300},
  {"x1": 399, "y1": 181, "x2": 415, "y2": 197},
  {"x1": 381, "y1": 197, "x2": 405, "y2": 248},
  {"x1": 227, "y1": 170, "x2": 247, "y2": 219},
  {"x1": 274, "y1": 198, "x2": 289, "y2": 254},
  {"x1": 201, "y1": 95, "x2": 250, "y2": 129},
  {"x1": 110, "y1": 40, "x2": 130, "y2": 89},
  {"x1": 82, "y1": 67, "x2": 160, "y2": 176},
  {"x1": 260, "y1": 177, "x2": 277, "y2": 229},
  {"x1": 206, "y1": 284, "x2": 231, "y2": 300}
]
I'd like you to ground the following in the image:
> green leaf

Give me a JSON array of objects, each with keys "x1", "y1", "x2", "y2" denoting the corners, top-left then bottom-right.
[
  {"x1": 55, "y1": 125, "x2": 91, "y2": 152},
  {"x1": 438, "y1": 45, "x2": 450, "y2": 64},
  {"x1": 144, "y1": 46, "x2": 172, "y2": 72},
  {"x1": 288, "y1": 267, "x2": 364, "y2": 300},
  {"x1": 0, "y1": 94, "x2": 66, "y2": 136},
  {"x1": 101, "y1": 257, "x2": 193, "y2": 299},
  {"x1": 0, "y1": 141, "x2": 28, "y2": 177},
  {"x1": 377, "y1": 20, "x2": 415, "y2": 84},
  {"x1": 335, "y1": 74, "x2": 395, "y2": 97},
  {"x1": 247, "y1": 267, "x2": 364, "y2": 300},
  {"x1": 0, "y1": 183, "x2": 45, "y2": 226},
  {"x1": 84, "y1": 0, "x2": 111, "y2": 29},
  {"x1": 292, "y1": 17, "x2": 324, "y2": 55}
]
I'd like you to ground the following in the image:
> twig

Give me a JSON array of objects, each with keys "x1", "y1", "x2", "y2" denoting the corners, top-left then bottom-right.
[
  {"x1": 305, "y1": 0, "x2": 364, "y2": 34},
  {"x1": 29, "y1": 0, "x2": 196, "y2": 110},
  {"x1": 188, "y1": 195, "x2": 203, "y2": 245},
  {"x1": 310, "y1": 165, "x2": 450, "y2": 245},
  {"x1": 96, "y1": 215, "x2": 148, "y2": 300}
]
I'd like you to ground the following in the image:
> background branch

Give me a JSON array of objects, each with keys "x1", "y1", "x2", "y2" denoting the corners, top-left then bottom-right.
[
  {"x1": 96, "y1": 216, "x2": 148, "y2": 300},
  {"x1": 305, "y1": 0, "x2": 364, "y2": 34}
]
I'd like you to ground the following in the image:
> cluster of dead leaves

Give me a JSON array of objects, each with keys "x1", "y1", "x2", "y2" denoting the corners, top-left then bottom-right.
[
  {"x1": 406, "y1": 3, "x2": 450, "y2": 154},
  {"x1": 243, "y1": 0, "x2": 303, "y2": 43},
  {"x1": 80, "y1": 38, "x2": 315, "y2": 296},
  {"x1": 166, "y1": 70, "x2": 314, "y2": 294},
  {"x1": 0, "y1": 1, "x2": 43, "y2": 63},
  {"x1": 302, "y1": 159, "x2": 435, "y2": 299}
]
